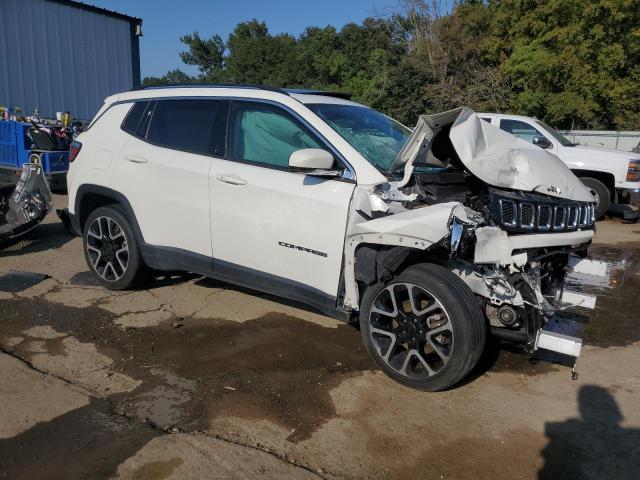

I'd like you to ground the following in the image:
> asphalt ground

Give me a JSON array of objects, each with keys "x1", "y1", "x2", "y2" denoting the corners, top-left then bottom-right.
[{"x1": 1, "y1": 194, "x2": 639, "y2": 479}]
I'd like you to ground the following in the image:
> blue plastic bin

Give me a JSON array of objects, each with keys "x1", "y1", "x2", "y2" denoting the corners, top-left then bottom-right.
[{"x1": 0, "y1": 120, "x2": 69, "y2": 189}]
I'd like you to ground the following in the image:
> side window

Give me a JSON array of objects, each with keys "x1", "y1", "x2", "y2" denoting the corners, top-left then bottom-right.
[
  {"x1": 146, "y1": 99, "x2": 228, "y2": 156},
  {"x1": 499, "y1": 119, "x2": 543, "y2": 143},
  {"x1": 228, "y1": 101, "x2": 332, "y2": 169},
  {"x1": 480, "y1": 117, "x2": 492, "y2": 123},
  {"x1": 121, "y1": 101, "x2": 151, "y2": 137}
]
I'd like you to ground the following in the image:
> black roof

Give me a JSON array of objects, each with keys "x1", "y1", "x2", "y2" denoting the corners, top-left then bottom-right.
[
  {"x1": 284, "y1": 89, "x2": 352, "y2": 100},
  {"x1": 46, "y1": 0, "x2": 142, "y2": 25}
]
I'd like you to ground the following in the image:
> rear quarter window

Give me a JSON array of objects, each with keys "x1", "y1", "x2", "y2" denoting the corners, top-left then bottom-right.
[{"x1": 121, "y1": 101, "x2": 151, "y2": 137}]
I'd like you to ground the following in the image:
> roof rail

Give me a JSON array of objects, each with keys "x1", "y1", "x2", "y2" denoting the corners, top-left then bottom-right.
[
  {"x1": 133, "y1": 83, "x2": 289, "y2": 94},
  {"x1": 133, "y1": 84, "x2": 353, "y2": 100}
]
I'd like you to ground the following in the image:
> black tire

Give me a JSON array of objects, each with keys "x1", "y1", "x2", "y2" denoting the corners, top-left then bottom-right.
[
  {"x1": 359, "y1": 263, "x2": 486, "y2": 391},
  {"x1": 82, "y1": 205, "x2": 148, "y2": 290},
  {"x1": 579, "y1": 177, "x2": 610, "y2": 219}
]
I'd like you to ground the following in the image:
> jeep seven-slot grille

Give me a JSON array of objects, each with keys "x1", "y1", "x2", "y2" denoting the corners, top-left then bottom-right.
[{"x1": 493, "y1": 192, "x2": 595, "y2": 233}]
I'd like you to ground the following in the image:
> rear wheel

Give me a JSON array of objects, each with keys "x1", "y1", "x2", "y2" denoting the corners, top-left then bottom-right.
[
  {"x1": 83, "y1": 205, "x2": 148, "y2": 290},
  {"x1": 579, "y1": 177, "x2": 610, "y2": 219},
  {"x1": 359, "y1": 263, "x2": 486, "y2": 391}
]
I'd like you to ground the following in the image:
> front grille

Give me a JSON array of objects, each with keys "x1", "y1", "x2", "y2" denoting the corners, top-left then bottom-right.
[
  {"x1": 490, "y1": 190, "x2": 595, "y2": 233},
  {"x1": 500, "y1": 200, "x2": 516, "y2": 226}
]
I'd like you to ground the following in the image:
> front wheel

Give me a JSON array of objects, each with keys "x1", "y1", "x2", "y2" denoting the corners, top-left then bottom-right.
[{"x1": 359, "y1": 263, "x2": 486, "y2": 391}]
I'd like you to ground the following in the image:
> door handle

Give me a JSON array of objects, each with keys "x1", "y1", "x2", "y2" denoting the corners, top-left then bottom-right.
[
  {"x1": 125, "y1": 154, "x2": 148, "y2": 164},
  {"x1": 215, "y1": 174, "x2": 247, "y2": 186}
]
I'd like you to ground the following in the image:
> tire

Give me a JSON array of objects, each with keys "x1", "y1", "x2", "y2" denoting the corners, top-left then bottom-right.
[
  {"x1": 359, "y1": 263, "x2": 486, "y2": 391},
  {"x1": 579, "y1": 177, "x2": 610, "y2": 219},
  {"x1": 82, "y1": 205, "x2": 148, "y2": 290}
]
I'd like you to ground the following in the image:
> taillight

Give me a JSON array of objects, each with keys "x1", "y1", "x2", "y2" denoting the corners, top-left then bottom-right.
[{"x1": 69, "y1": 141, "x2": 82, "y2": 163}]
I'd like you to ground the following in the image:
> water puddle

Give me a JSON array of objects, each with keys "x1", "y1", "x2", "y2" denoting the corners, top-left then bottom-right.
[
  {"x1": 0, "y1": 270, "x2": 47, "y2": 293},
  {"x1": 0, "y1": 297, "x2": 372, "y2": 442}
]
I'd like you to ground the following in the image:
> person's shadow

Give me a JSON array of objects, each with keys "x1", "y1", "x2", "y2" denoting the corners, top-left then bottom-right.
[{"x1": 539, "y1": 385, "x2": 640, "y2": 479}]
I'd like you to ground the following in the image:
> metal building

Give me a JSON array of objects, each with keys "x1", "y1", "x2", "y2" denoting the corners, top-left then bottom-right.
[{"x1": 0, "y1": 0, "x2": 142, "y2": 121}]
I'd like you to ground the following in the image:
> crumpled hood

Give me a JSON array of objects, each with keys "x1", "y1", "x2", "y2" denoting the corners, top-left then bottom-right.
[{"x1": 393, "y1": 107, "x2": 595, "y2": 203}]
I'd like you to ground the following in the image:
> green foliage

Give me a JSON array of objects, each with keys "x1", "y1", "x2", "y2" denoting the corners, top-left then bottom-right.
[
  {"x1": 148, "y1": 1, "x2": 640, "y2": 129},
  {"x1": 179, "y1": 32, "x2": 225, "y2": 79},
  {"x1": 485, "y1": 0, "x2": 640, "y2": 128},
  {"x1": 142, "y1": 69, "x2": 195, "y2": 87}
]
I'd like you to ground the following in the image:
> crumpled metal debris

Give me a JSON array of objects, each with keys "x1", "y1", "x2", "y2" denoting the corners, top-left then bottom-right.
[{"x1": 0, "y1": 162, "x2": 53, "y2": 244}]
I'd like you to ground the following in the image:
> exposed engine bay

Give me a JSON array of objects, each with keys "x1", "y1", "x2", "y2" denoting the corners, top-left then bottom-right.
[
  {"x1": 0, "y1": 162, "x2": 53, "y2": 245},
  {"x1": 344, "y1": 108, "x2": 612, "y2": 375}
]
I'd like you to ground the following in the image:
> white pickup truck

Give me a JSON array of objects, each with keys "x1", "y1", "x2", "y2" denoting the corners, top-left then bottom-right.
[{"x1": 480, "y1": 113, "x2": 640, "y2": 219}]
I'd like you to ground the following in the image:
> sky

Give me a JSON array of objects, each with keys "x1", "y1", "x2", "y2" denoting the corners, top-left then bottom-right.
[{"x1": 85, "y1": 0, "x2": 397, "y2": 78}]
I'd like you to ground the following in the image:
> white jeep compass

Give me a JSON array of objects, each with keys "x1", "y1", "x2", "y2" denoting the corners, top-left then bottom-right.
[{"x1": 61, "y1": 85, "x2": 611, "y2": 391}]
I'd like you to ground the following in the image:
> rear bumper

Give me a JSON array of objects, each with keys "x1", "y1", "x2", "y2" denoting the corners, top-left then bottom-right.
[
  {"x1": 57, "y1": 208, "x2": 81, "y2": 236},
  {"x1": 45, "y1": 171, "x2": 67, "y2": 191}
]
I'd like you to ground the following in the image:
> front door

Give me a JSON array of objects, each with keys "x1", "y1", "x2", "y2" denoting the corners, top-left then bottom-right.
[{"x1": 209, "y1": 100, "x2": 355, "y2": 310}]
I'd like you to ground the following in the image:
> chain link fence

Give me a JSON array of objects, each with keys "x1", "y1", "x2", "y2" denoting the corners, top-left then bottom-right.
[{"x1": 559, "y1": 131, "x2": 640, "y2": 153}]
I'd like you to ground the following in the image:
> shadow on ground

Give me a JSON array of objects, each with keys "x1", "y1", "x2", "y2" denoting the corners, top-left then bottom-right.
[
  {"x1": 0, "y1": 222, "x2": 73, "y2": 256},
  {"x1": 539, "y1": 385, "x2": 640, "y2": 480},
  {"x1": 0, "y1": 397, "x2": 158, "y2": 480}
]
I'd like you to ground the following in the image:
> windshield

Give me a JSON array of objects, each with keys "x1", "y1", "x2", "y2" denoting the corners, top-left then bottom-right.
[
  {"x1": 534, "y1": 120, "x2": 576, "y2": 147},
  {"x1": 307, "y1": 103, "x2": 411, "y2": 171}
]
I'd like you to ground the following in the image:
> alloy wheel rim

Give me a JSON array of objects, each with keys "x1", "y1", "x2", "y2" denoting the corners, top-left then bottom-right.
[
  {"x1": 368, "y1": 283, "x2": 454, "y2": 379},
  {"x1": 86, "y1": 216, "x2": 129, "y2": 282}
]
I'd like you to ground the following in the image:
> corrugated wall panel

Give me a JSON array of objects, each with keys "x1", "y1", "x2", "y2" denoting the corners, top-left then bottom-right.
[{"x1": 0, "y1": 0, "x2": 137, "y2": 121}]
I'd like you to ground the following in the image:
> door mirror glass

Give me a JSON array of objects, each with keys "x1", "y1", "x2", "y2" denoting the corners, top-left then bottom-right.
[
  {"x1": 289, "y1": 149, "x2": 340, "y2": 177},
  {"x1": 533, "y1": 135, "x2": 552, "y2": 149}
]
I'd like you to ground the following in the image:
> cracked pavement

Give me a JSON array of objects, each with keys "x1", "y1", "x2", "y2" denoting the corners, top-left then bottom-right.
[{"x1": 1, "y1": 194, "x2": 639, "y2": 479}]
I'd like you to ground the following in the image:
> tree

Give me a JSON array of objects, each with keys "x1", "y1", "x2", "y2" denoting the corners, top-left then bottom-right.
[
  {"x1": 149, "y1": 1, "x2": 640, "y2": 129},
  {"x1": 484, "y1": 0, "x2": 640, "y2": 129},
  {"x1": 179, "y1": 32, "x2": 225, "y2": 81},
  {"x1": 142, "y1": 69, "x2": 195, "y2": 87}
]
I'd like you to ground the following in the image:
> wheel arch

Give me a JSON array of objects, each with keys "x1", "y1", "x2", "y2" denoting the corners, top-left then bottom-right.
[
  {"x1": 343, "y1": 234, "x2": 447, "y2": 312},
  {"x1": 75, "y1": 185, "x2": 145, "y2": 245},
  {"x1": 571, "y1": 170, "x2": 615, "y2": 201}
]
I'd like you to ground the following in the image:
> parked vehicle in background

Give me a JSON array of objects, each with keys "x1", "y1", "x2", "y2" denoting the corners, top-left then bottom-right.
[
  {"x1": 480, "y1": 113, "x2": 640, "y2": 219},
  {"x1": 0, "y1": 161, "x2": 52, "y2": 245},
  {"x1": 0, "y1": 120, "x2": 70, "y2": 191},
  {"x1": 61, "y1": 86, "x2": 611, "y2": 391}
]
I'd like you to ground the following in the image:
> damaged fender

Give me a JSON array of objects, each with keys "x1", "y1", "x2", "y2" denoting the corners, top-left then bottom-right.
[
  {"x1": 343, "y1": 201, "x2": 467, "y2": 310},
  {"x1": 0, "y1": 162, "x2": 53, "y2": 244}
]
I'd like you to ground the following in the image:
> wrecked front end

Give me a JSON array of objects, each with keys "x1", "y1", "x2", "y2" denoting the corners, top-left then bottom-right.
[
  {"x1": 447, "y1": 202, "x2": 604, "y2": 376},
  {"x1": 344, "y1": 108, "x2": 614, "y2": 375},
  {"x1": 0, "y1": 162, "x2": 53, "y2": 245}
]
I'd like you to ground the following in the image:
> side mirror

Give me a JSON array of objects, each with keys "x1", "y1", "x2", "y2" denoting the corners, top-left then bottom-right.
[
  {"x1": 289, "y1": 149, "x2": 341, "y2": 177},
  {"x1": 533, "y1": 136, "x2": 552, "y2": 149}
]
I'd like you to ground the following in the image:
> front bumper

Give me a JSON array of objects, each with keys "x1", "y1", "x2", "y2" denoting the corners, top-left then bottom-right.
[{"x1": 474, "y1": 227, "x2": 595, "y2": 265}]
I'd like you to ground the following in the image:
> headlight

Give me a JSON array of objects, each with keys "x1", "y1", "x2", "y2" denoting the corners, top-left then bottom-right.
[{"x1": 627, "y1": 160, "x2": 640, "y2": 182}]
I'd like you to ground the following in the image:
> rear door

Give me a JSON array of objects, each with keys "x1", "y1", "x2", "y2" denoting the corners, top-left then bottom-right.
[
  {"x1": 209, "y1": 100, "x2": 355, "y2": 310},
  {"x1": 113, "y1": 98, "x2": 228, "y2": 259}
]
